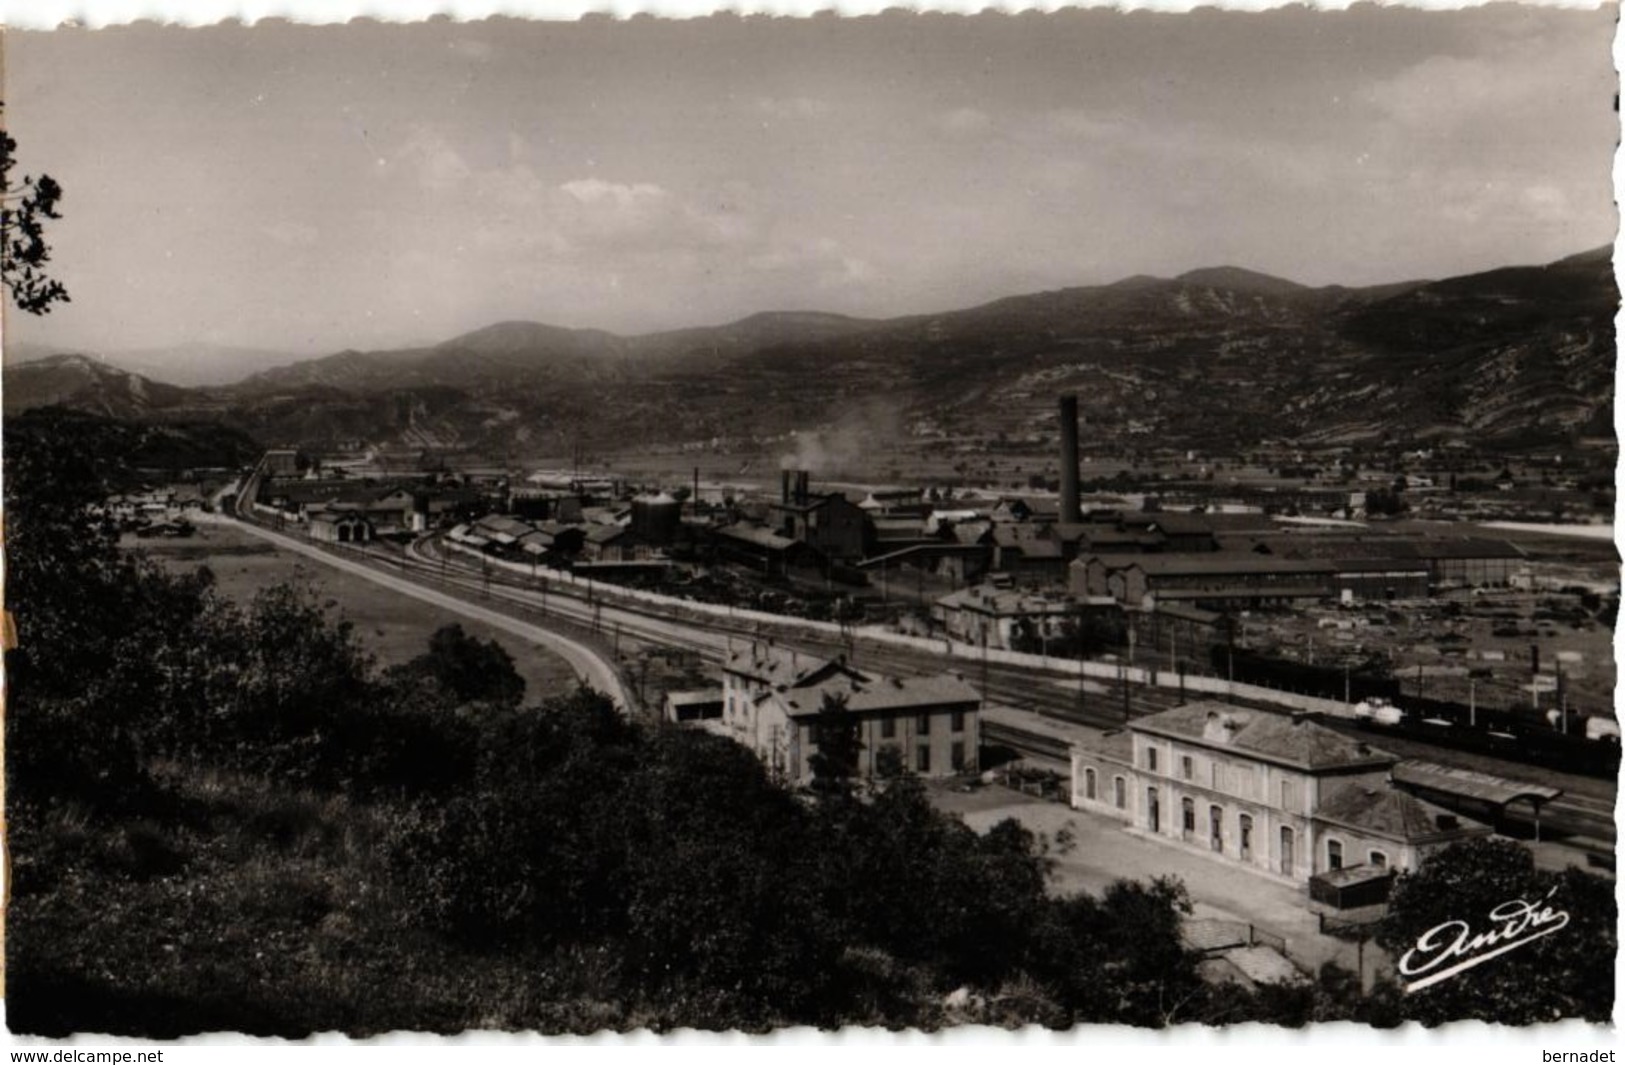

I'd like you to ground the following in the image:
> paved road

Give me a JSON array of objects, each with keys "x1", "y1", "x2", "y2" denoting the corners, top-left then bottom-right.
[{"x1": 199, "y1": 514, "x2": 634, "y2": 711}]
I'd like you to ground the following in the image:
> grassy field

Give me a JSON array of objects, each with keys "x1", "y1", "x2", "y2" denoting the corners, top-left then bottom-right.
[{"x1": 125, "y1": 524, "x2": 581, "y2": 704}]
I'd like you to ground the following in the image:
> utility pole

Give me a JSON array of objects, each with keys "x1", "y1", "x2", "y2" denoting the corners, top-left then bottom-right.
[
  {"x1": 1122, "y1": 657, "x2": 1132, "y2": 722},
  {"x1": 980, "y1": 627, "x2": 991, "y2": 715},
  {"x1": 1076, "y1": 609, "x2": 1087, "y2": 719},
  {"x1": 1557, "y1": 659, "x2": 1568, "y2": 734},
  {"x1": 1468, "y1": 679, "x2": 1476, "y2": 729}
]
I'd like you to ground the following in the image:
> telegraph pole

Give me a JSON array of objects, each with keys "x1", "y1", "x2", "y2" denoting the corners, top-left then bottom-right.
[
  {"x1": 1076, "y1": 608, "x2": 1087, "y2": 719},
  {"x1": 980, "y1": 627, "x2": 991, "y2": 715}
]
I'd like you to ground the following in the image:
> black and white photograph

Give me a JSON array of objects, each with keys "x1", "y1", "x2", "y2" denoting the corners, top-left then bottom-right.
[{"x1": 0, "y1": 0, "x2": 1618, "y2": 1044}]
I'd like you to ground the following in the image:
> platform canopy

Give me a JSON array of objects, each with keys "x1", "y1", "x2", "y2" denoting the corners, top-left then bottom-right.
[{"x1": 1392, "y1": 759, "x2": 1562, "y2": 810}]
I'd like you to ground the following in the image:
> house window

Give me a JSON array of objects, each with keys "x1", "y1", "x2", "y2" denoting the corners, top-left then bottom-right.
[
  {"x1": 951, "y1": 742, "x2": 965, "y2": 771},
  {"x1": 1113, "y1": 776, "x2": 1126, "y2": 809},
  {"x1": 1084, "y1": 768, "x2": 1097, "y2": 801},
  {"x1": 1180, "y1": 755, "x2": 1194, "y2": 780},
  {"x1": 1145, "y1": 747, "x2": 1159, "y2": 772},
  {"x1": 951, "y1": 711, "x2": 966, "y2": 733},
  {"x1": 1327, "y1": 839, "x2": 1344, "y2": 871},
  {"x1": 1181, "y1": 797, "x2": 1196, "y2": 835},
  {"x1": 1209, "y1": 805, "x2": 1224, "y2": 854},
  {"x1": 881, "y1": 717, "x2": 896, "y2": 740},
  {"x1": 918, "y1": 714, "x2": 932, "y2": 735},
  {"x1": 917, "y1": 745, "x2": 931, "y2": 773},
  {"x1": 1239, "y1": 814, "x2": 1253, "y2": 860},
  {"x1": 1369, "y1": 850, "x2": 1388, "y2": 869}
]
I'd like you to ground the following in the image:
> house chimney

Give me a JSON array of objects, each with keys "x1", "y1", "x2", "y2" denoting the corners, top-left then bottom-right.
[{"x1": 1059, "y1": 394, "x2": 1081, "y2": 523}]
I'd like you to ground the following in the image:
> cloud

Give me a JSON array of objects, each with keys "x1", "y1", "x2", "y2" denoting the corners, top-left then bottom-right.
[
  {"x1": 936, "y1": 107, "x2": 992, "y2": 138},
  {"x1": 754, "y1": 96, "x2": 833, "y2": 121},
  {"x1": 372, "y1": 125, "x2": 879, "y2": 321},
  {"x1": 397, "y1": 127, "x2": 473, "y2": 192},
  {"x1": 560, "y1": 177, "x2": 670, "y2": 209},
  {"x1": 449, "y1": 38, "x2": 494, "y2": 63},
  {"x1": 1042, "y1": 109, "x2": 1131, "y2": 142},
  {"x1": 261, "y1": 220, "x2": 320, "y2": 247},
  {"x1": 746, "y1": 237, "x2": 876, "y2": 292}
]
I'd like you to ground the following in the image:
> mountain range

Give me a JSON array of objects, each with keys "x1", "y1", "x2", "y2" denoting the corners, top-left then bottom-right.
[{"x1": 5, "y1": 247, "x2": 1615, "y2": 460}]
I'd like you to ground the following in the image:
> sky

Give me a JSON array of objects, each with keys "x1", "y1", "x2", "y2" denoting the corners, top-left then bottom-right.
[{"x1": 2, "y1": 5, "x2": 1618, "y2": 360}]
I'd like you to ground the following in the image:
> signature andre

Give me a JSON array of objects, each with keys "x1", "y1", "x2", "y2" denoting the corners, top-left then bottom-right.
[{"x1": 1398, "y1": 886, "x2": 1570, "y2": 993}]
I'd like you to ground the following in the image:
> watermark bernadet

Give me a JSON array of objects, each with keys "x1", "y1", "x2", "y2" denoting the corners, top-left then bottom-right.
[{"x1": 1397, "y1": 886, "x2": 1570, "y2": 993}]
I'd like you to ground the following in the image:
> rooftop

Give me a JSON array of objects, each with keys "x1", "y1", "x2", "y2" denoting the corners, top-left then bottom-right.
[
  {"x1": 1128, "y1": 554, "x2": 1337, "y2": 577},
  {"x1": 1391, "y1": 759, "x2": 1563, "y2": 808},
  {"x1": 777, "y1": 671, "x2": 982, "y2": 718},
  {"x1": 936, "y1": 585, "x2": 1080, "y2": 616},
  {"x1": 1316, "y1": 781, "x2": 1491, "y2": 843},
  {"x1": 714, "y1": 523, "x2": 800, "y2": 552},
  {"x1": 664, "y1": 689, "x2": 724, "y2": 707},
  {"x1": 723, "y1": 645, "x2": 848, "y2": 688},
  {"x1": 1132, "y1": 702, "x2": 1397, "y2": 772}
]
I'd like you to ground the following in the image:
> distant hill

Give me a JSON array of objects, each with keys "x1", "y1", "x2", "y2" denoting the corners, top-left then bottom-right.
[
  {"x1": 2, "y1": 341, "x2": 306, "y2": 387},
  {"x1": 1174, "y1": 266, "x2": 1311, "y2": 297},
  {"x1": 5, "y1": 250, "x2": 1614, "y2": 459},
  {"x1": 2, "y1": 355, "x2": 198, "y2": 418}
]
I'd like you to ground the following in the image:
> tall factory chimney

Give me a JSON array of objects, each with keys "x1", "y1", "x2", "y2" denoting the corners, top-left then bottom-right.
[{"x1": 1059, "y1": 394, "x2": 1081, "y2": 523}]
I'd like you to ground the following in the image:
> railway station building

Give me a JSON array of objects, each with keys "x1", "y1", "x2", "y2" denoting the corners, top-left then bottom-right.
[{"x1": 1069, "y1": 701, "x2": 1493, "y2": 897}]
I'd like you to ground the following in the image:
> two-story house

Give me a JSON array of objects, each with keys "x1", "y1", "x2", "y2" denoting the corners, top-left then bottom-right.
[{"x1": 720, "y1": 644, "x2": 982, "y2": 786}]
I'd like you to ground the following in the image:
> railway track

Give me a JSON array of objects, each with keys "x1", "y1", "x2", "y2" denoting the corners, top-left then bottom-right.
[{"x1": 237, "y1": 519, "x2": 1619, "y2": 853}]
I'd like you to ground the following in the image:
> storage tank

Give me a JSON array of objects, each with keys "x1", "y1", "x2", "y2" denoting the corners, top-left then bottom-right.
[{"x1": 631, "y1": 491, "x2": 681, "y2": 546}]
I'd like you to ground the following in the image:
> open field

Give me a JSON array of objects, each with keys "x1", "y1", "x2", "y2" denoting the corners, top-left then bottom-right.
[{"x1": 125, "y1": 524, "x2": 581, "y2": 704}]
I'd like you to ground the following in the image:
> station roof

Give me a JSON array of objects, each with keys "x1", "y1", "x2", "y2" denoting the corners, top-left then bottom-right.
[
  {"x1": 1133, "y1": 702, "x2": 1396, "y2": 773},
  {"x1": 1317, "y1": 781, "x2": 1491, "y2": 843},
  {"x1": 1391, "y1": 760, "x2": 1563, "y2": 809}
]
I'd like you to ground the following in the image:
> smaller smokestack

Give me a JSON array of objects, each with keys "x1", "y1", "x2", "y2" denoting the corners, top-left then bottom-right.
[
  {"x1": 798, "y1": 470, "x2": 810, "y2": 504},
  {"x1": 782, "y1": 469, "x2": 791, "y2": 505},
  {"x1": 693, "y1": 466, "x2": 701, "y2": 508},
  {"x1": 1059, "y1": 394, "x2": 1081, "y2": 523}
]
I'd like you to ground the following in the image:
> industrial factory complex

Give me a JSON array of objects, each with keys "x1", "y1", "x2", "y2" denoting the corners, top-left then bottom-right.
[{"x1": 206, "y1": 392, "x2": 1620, "y2": 956}]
